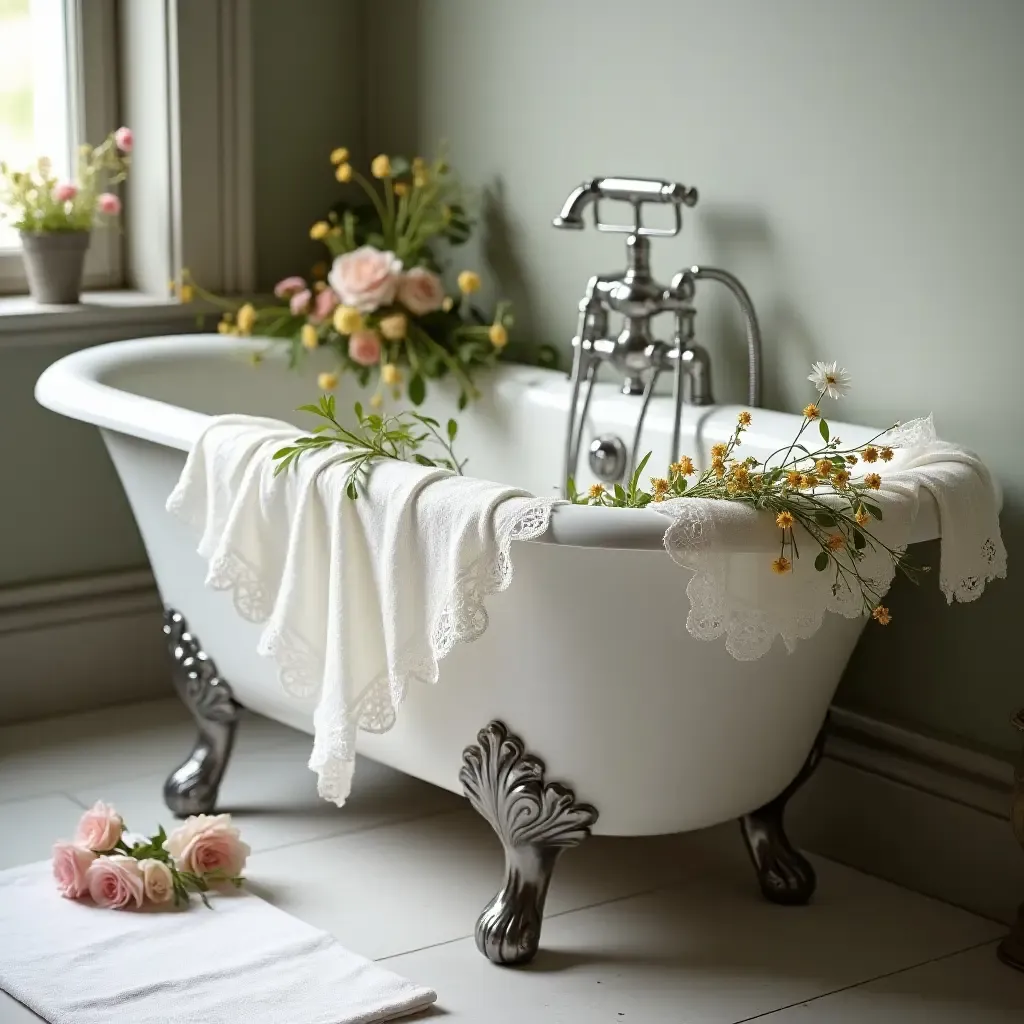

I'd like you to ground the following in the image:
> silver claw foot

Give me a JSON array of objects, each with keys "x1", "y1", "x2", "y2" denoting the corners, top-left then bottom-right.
[
  {"x1": 740, "y1": 720, "x2": 827, "y2": 906},
  {"x1": 459, "y1": 721, "x2": 598, "y2": 966},
  {"x1": 163, "y1": 609, "x2": 241, "y2": 818}
]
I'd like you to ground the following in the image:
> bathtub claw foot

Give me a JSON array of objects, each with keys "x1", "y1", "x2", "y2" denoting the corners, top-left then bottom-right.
[
  {"x1": 740, "y1": 721, "x2": 827, "y2": 906},
  {"x1": 460, "y1": 721, "x2": 598, "y2": 966},
  {"x1": 162, "y1": 609, "x2": 241, "y2": 818}
]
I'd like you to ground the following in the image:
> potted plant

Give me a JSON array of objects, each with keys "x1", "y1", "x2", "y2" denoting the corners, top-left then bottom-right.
[{"x1": 0, "y1": 127, "x2": 132, "y2": 304}]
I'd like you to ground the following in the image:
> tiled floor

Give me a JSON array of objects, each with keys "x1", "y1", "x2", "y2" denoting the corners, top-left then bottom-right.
[{"x1": 1, "y1": 699, "x2": 1021, "y2": 1022}]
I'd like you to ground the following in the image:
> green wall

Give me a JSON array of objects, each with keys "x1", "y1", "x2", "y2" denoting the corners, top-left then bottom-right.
[{"x1": 363, "y1": 0, "x2": 1022, "y2": 757}]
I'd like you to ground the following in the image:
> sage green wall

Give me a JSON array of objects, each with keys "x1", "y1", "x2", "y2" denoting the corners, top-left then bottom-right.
[{"x1": 364, "y1": 0, "x2": 1023, "y2": 756}]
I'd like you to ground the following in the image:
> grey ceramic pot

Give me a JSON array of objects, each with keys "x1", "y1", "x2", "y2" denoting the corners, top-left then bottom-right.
[{"x1": 19, "y1": 230, "x2": 90, "y2": 304}]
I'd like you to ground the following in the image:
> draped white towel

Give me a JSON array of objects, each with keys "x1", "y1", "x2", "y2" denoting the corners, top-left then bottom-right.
[
  {"x1": 0, "y1": 860, "x2": 436, "y2": 1024},
  {"x1": 167, "y1": 415, "x2": 562, "y2": 806}
]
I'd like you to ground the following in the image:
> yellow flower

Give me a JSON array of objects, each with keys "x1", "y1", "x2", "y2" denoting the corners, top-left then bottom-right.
[
  {"x1": 799, "y1": 473, "x2": 818, "y2": 489},
  {"x1": 671, "y1": 456, "x2": 695, "y2": 477},
  {"x1": 236, "y1": 303, "x2": 256, "y2": 335},
  {"x1": 177, "y1": 283, "x2": 194, "y2": 303},
  {"x1": 216, "y1": 319, "x2": 233, "y2": 335},
  {"x1": 301, "y1": 324, "x2": 319, "y2": 350},
  {"x1": 379, "y1": 314, "x2": 408, "y2": 341},
  {"x1": 826, "y1": 533, "x2": 845, "y2": 552},
  {"x1": 864, "y1": 473, "x2": 882, "y2": 489},
  {"x1": 861, "y1": 446, "x2": 879, "y2": 463},
  {"x1": 588, "y1": 483, "x2": 605, "y2": 499},
  {"x1": 730, "y1": 465, "x2": 751, "y2": 490},
  {"x1": 311, "y1": 261, "x2": 328, "y2": 280},
  {"x1": 317, "y1": 371, "x2": 339, "y2": 391},
  {"x1": 488, "y1": 323, "x2": 508, "y2": 348},
  {"x1": 710, "y1": 442, "x2": 728, "y2": 459},
  {"x1": 833, "y1": 469, "x2": 851, "y2": 488},
  {"x1": 414, "y1": 170, "x2": 429, "y2": 189},
  {"x1": 854, "y1": 507, "x2": 871, "y2": 527},
  {"x1": 369, "y1": 393, "x2": 383, "y2": 409},
  {"x1": 330, "y1": 147, "x2": 349, "y2": 165},
  {"x1": 381, "y1": 363, "x2": 400, "y2": 385},
  {"x1": 802, "y1": 403, "x2": 820, "y2": 420},
  {"x1": 441, "y1": 296, "x2": 454, "y2": 312},
  {"x1": 771, "y1": 556, "x2": 792, "y2": 575},
  {"x1": 335, "y1": 163, "x2": 353, "y2": 183},
  {"x1": 776, "y1": 510, "x2": 795, "y2": 530},
  {"x1": 880, "y1": 447, "x2": 894, "y2": 462},
  {"x1": 846, "y1": 454, "x2": 858, "y2": 465},
  {"x1": 371, "y1": 154, "x2": 392, "y2": 178},
  {"x1": 785, "y1": 470, "x2": 803, "y2": 487},
  {"x1": 651, "y1": 477, "x2": 670, "y2": 495},
  {"x1": 872, "y1": 605, "x2": 892, "y2": 625},
  {"x1": 726, "y1": 481, "x2": 740, "y2": 495},
  {"x1": 712, "y1": 458, "x2": 726, "y2": 478},
  {"x1": 411, "y1": 157, "x2": 426, "y2": 174},
  {"x1": 816, "y1": 459, "x2": 833, "y2": 477},
  {"x1": 457, "y1": 270, "x2": 481, "y2": 294},
  {"x1": 309, "y1": 221, "x2": 330, "y2": 240},
  {"x1": 393, "y1": 181, "x2": 409, "y2": 197},
  {"x1": 737, "y1": 410, "x2": 752, "y2": 427},
  {"x1": 333, "y1": 305, "x2": 363, "y2": 334}
]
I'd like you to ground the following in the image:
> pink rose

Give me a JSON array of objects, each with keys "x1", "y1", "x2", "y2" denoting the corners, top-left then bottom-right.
[
  {"x1": 274, "y1": 275, "x2": 307, "y2": 299},
  {"x1": 52, "y1": 842, "x2": 97, "y2": 899},
  {"x1": 86, "y1": 855, "x2": 144, "y2": 910},
  {"x1": 97, "y1": 193, "x2": 121, "y2": 215},
  {"x1": 348, "y1": 329, "x2": 382, "y2": 367},
  {"x1": 328, "y1": 245, "x2": 402, "y2": 313},
  {"x1": 53, "y1": 181, "x2": 78, "y2": 203},
  {"x1": 397, "y1": 267, "x2": 445, "y2": 316},
  {"x1": 114, "y1": 126, "x2": 133, "y2": 153},
  {"x1": 289, "y1": 289, "x2": 312, "y2": 315},
  {"x1": 75, "y1": 801, "x2": 123, "y2": 851},
  {"x1": 139, "y1": 859, "x2": 174, "y2": 904},
  {"x1": 163, "y1": 814, "x2": 249, "y2": 878},
  {"x1": 311, "y1": 287, "x2": 339, "y2": 323}
]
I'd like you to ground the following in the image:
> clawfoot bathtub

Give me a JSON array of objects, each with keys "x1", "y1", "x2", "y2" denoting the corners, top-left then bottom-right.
[{"x1": 36, "y1": 336, "x2": 938, "y2": 965}]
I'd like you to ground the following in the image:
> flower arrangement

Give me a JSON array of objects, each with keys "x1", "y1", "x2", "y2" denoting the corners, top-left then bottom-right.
[
  {"x1": 52, "y1": 801, "x2": 248, "y2": 910},
  {"x1": 178, "y1": 147, "x2": 556, "y2": 409}
]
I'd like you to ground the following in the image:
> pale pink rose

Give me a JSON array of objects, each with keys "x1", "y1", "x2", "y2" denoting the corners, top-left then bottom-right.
[
  {"x1": 97, "y1": 193, "x2": 121, "y2": 215},
  {"x1": 86, "y1": 855, "x2": 145, "y2": 910},
  {"x1": 75, "y1": 801, "x2": 124, "y2": 851},
  {"x1": 328, "y1": 245, "x2": 402, "y2": 313},
  {"x1": 139, "y1": 859, "x2": 174, "y2": 905},
  {"x1": 348, "y1": 329, "x2": 382, "y2": 367},
  {"x1": 311, "y1": 287, "x2": 339, "y2": 323},
  {"x1": 274, "y1": 275, "x2": 307, "y2": 299},
  {"x1": 397, "y1": 267, "x2": 445, "y2": 316},
  {"x1": 52, "y1": 842, "x2": 97, "y2": 899},
  {"x1": 114, "y1": 126, "x2": 133, "y2": 153},
  {"x1": 53, "y1": 181, "x2": 78, "y2": 203},
  {"x1": 163, "y1": 814, "x2": 249, "y2": 877},
  {"x1": 289, "y1": 289, "x2": 312, "y2": 315}
]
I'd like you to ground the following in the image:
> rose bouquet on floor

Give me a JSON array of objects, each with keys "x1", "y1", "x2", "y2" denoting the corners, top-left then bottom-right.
[
  {"x1": 178, "y1": 147, "x2": 555, "y2": 409},
  {"x1": 52, "y1": 801, "x2": 249, "y2": 910}
]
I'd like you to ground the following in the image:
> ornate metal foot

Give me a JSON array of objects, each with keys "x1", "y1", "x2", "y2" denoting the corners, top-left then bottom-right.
[
  {"x1": 163, "y1": 609, "x2": 241, "y2": 818},
  {"x1": 459, "y1": 721, "x2": 598, "y2": 966},
  {"x1": 739, "y1": 720, "x2": 828, "y2": 906},
  {"x1": 997, "y1": 708, "x2": 1024, "y2": 972}
]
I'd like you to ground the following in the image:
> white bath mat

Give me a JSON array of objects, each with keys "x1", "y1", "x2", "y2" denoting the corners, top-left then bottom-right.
[{"x1": 0, "y1": 860, "x2": 436, "y2": 1024}]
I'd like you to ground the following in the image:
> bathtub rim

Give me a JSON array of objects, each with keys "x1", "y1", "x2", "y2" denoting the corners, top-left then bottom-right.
[{"x1": 35, "y1": 334, "x2": 943, "y2": 551}]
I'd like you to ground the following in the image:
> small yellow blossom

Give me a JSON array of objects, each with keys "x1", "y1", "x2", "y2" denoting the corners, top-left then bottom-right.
[
  {"x1": 488, "y1": 323, "x2": 508, "y2": 348},
  {"x1": 236, "y1": 303, "x2": 256, "y2": 335},
  {"x1": 737, "y1": 410, "x2": 752, "y2": 427},
  {"x1": 651, "y1": 477, "x2": 670, "y2": 495},
  {"x1": 785, "y1": 470, "x2": 803, "y2": 487},
  {"x1": 371, "y1": 154, "x2": 392, "y2": 178},
  {"x1": 333, "y1": 306, "x2": 363, "y2": 334},
  {"x1": 826, "y1": 533, "x2": 845, "y2": 552},
  {"x1": 414, "y1": 170, "x2": 429, "y2": 189},
  {"x1": 776, "y1": 510, "x2": 795, "y2": 530},
  {"x1": 872, "y1": 605, "x2": 892, "y2": 625},
  {"x1": 833, "y1": 469, "x2": 851, "y2": 489},
  {"x1": 330, "y1": 147, "x2": 349, "y2": 165},
  {"x1": 335, "y1": 163, "x2": 353, "y2": 183},
  {"x1": 441, "y1": 296, "x2": 454, "y2": 312},
  {"x1": 799, "y1": 473, "x2": 818, "y2": 489},
  {"x1": 671, "y1": 456, "x2": 695, "y2": 477},
  {"x1": 411, "y1": 157, "x2": 426, "y2": 175},
  {"x1": 380, "y1": 314, "x2": 408, "y2": 341},
  {"x1": 864, "y1": 473, "x2": 882, "y2": 489},
  {"x1": 311, "y1": 262, "x2": 328, "y2": 280},
  {"x1": 726, "y1": 480, "x2": 740, "y2": 495},
  {"x1": 381, "y1": 363, "x2": 400, "y2": 386},
  {"x1": 177, "y1": 283, "x2": 194, "y2": 304},
  {"x1": 731, "y1": 465, "x2": 751, "y2": 489},
  {"x1": 712, "y1": 458, "x2": 726, "y2": 478},
  {"x1": 588, "y1": 483, "x2": 605, "y2": 499},
  {"x1": 310, "y1": 221, "x2": 330, "y2": 240},
  {"x1": 393, "y1": 181, "x2": 410, "y2": 197},
  {"x1": 458, "y1": 270, "x2": 481, "y2": 294},
  {"x1": 861, "y1": 446, "x2": 879, "y2": 463},
  {"x1": 880, "y1": 447, "x2": 894, "y2": 462},
  {"x1": 710, "y1": 442, "x2": 728, "y2": 459},
  {"x1": 317, "y1": 371, "x2": 339, "y2": 391},
  {"x1": 816, "y1": 459, "x2": 833, "y2": 477},
  {"x1": 846, "y1": 454, "x2": 858, "y2": 465},
  {"x1": 771, "y1": 556, "x2": 792, "y2": 575},
  {"x1": 802, "y1": 403, "x2": 820, "y2": 420},
  {"x1": 301, "y1": 324, "x2": 319, "y2": 350},
  {"x1": 369, "y1": 393, "x2": 383, "y2": 409},
  {"x1": 216, "y1": 319, "x2": 233, "y2": 335},
  {"x1": 854, "y1": 507, "x2": 871, "y2": 527}
]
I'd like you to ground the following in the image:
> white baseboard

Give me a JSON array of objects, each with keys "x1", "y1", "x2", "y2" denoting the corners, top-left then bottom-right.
[
  {"x1": 792, "y1": 706, "x2": 1023, "y2": 925},
  {"x1": 0, "y1": 569, "x2": 169, "y2": 724}
]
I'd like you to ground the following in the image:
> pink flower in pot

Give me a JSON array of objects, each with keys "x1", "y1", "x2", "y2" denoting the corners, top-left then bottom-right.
[
  {"x1": 114, "y1": 126, "x2": 134, "y2": 153},
  {"x1": 328, "y1": 245, "x2": 402, "y2": 313},
  {"x1": 97, "y1": 193, "x2": 121, "y2": 216},
  {"x1": 53, "y1": 181, "x2": 78, "y2": 203}
]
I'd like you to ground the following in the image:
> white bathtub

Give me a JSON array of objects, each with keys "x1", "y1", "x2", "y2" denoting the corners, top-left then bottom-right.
[{"x1": 36, "y1": 335, "x2": 938, "y2": 962}]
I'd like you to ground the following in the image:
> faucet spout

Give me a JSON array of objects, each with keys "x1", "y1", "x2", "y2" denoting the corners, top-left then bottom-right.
[{"x1": 552, "y1": 181, "x2": 598, "y2": 230}]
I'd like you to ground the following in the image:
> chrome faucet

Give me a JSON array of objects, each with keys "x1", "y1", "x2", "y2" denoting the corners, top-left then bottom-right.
[{"x1": 554, "y1": 176, "x2": 763, "y2": 493}]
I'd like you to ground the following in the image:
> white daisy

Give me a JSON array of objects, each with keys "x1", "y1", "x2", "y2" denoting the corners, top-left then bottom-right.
[{"x1": 808, "y1": 360, "x2": 851, "y2": 399}]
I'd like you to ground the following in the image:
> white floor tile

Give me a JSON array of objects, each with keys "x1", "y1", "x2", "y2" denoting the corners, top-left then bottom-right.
[
  {"x1": 759, "y1": 943, "x2": 1024, "y2": 1023},
  {"x1": 0, "y1": 794, "x2": 85, "y2": 871}
]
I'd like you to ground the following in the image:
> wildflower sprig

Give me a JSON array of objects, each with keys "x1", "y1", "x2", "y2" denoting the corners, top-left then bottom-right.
[
  {"x1": 272, "y1": 394, "x2": 465, "y2": 499},
  {"x1": 569, "y1": 362, "x2": 923, "y2": 626}
]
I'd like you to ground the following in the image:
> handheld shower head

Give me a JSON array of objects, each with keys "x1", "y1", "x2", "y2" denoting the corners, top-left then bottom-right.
[
  {"x1": 552, "y1": 177, "x2": 699, "y2": 234},
  {"x1": 552, "y1": 180, "x2": 598, "y2": 229}
]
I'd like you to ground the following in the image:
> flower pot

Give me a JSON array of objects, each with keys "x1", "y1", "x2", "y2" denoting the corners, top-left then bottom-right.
[{"x1": 19, "y1": 230, "x2": 91, "y2": 304}]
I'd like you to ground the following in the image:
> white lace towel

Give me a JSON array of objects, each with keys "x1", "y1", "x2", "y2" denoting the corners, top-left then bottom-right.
[
  {"x1": 167, "y1": 415, "x2": 560, "y2": 806},
  {"x1": 654, "y1": 416, "x2": 1006, "y2": 660}
]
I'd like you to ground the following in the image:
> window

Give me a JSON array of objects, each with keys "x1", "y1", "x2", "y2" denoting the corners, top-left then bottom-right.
[{"x1": 0, "y1": 0, "x2": 120, "y2": 295}]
